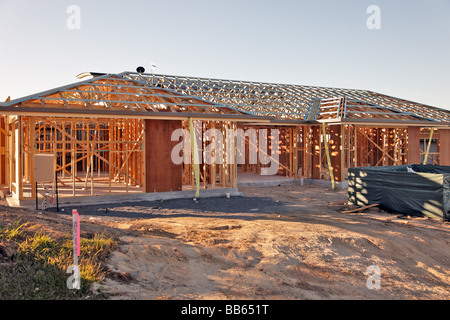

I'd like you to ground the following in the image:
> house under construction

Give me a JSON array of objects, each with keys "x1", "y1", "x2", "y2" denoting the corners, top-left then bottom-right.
[{"x1": 0, "y1": 71, "x2": 449, "y2": 207}]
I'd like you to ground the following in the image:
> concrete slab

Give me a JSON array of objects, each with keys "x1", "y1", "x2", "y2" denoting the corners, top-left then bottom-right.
[
  {"x1": 6, "y1": 170, "x2": 348, "y2": 209},
  {"x1": 237, "y1": 172, "x2": 296, "y2": 187},
  {"x1": 237, "y1": 172, "x2": 348, "y2": 190},
  {"x1": 9, "y1": 188, "x2": 243, "y2": 209}
]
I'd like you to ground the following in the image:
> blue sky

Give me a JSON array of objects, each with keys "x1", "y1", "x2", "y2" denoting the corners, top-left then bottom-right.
[{"x1": 0, "y1": 0, "x2": 449, "y2": 110}]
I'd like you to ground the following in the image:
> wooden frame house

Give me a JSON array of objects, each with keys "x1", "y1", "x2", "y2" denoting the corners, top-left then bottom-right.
[
  {"x1": 1, "y1": 71, "x2": 449, "y2": 206},
  {"x1": 126, "y1": 71, "x2": 450, "y2": 181}
]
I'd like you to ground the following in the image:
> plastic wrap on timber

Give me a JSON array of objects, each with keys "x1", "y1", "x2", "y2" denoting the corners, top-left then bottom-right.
[{"x1": 348, "y1": 164, "x2": 450, "y2": 221}]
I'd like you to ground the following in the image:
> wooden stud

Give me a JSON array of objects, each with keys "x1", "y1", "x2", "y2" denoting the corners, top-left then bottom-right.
[{"x1": 440, "y1": 129, "x2": 450, "y2": 166}]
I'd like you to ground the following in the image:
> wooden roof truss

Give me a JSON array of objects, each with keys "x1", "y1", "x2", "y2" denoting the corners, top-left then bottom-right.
[{"x1": 0, "y1": 74, "x2": 250, "y2": 117}]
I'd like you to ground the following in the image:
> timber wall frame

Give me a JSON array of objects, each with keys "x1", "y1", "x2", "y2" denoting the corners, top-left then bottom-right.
[
  {"x1": 0, "y1": 116, "x2": 449, "y2": 201},
  {"x1": 0, "y1": 115, "x2": 246, "y2": 201},
  {"x1": 4, "y1": 115, "x2": 145, "y2": 200},
  {"x1": 237, "y1": 123, "x2": 450, "y2": 182}
]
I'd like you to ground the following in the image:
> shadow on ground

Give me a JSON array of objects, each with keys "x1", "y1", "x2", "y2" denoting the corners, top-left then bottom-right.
[{"x1": 51, "y1": 196, "x2": 291, "y2": 220}]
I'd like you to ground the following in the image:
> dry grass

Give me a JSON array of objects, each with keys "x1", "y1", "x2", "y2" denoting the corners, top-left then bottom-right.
[{"x1": 0, "y1": 220, "x2": 116, "y2": 300}]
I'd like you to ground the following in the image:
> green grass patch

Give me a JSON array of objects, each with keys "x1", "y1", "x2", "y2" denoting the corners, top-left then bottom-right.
[{"x1": 0, "y1": 221, "x2": 117, "y2": 300}]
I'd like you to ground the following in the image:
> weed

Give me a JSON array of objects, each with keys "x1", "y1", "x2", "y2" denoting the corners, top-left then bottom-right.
[
  {"x1": 0, "y1": 222, "x2": 116, "y2": 300},
  {"x1": 0, "y1": 220, "x2": 25, "y2": 242}
]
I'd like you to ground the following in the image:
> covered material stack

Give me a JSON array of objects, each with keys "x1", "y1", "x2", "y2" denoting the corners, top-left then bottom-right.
[{"x1": 348, "y1": 165, "x2": 450, "y2": 221}]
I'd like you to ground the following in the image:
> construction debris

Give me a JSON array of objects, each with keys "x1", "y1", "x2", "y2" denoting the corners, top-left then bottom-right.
[{"x1": 341, "y1": 203, "x2": 380, "y2": 214}]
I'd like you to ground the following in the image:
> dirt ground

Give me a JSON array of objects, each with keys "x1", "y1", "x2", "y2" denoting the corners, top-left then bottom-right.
[{"x1": 1, "y1": 184, "x2": 449, "y2": 300}]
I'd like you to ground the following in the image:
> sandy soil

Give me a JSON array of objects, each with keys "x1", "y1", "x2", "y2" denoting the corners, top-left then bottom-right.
[{"x1": 2, "y1": 184, "x2": 449, "y2": 300}]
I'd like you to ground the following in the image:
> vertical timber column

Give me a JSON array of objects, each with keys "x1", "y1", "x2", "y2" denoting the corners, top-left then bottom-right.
[
  {"x1": 439, "y1": 128, "x2": 450, "y2": 166},
  {"x1": 311, "y1": 125, "x2": 321, "y2": 179},
  {"x1": 144, "y1": 119, "x2": 182, "y2": 193},
  {"x1": 329, "y1": 124, "x2": 343, "y2": 182},
  {"x1": 278, "y1": 128, "x2": 287, "y2": 176},
  {"x1": 15, "y1": 116, "x2": 24, "y2": 200},
  {"x1": 407, "y1": 126, "x2": 421, "y2": 164},
  {"x1": 0, "y1": 117, "x2": 5, "y2": 186},
  {"x1": 293, "y1": 127, "x2": 299, "y2": 179},
  {"x1": 353, "y1": 125, "x2": 358, "y2": 167},
  {"x1": 376, "y1": 128, "x2": 383, "y2": 166},
  {"x1": 232, "y1": 121, "x2": 238, "y2": 188},
  {"x1": 8, "y1": 116, "x2": 14, "y2": 193},
  {"x1": 387, "y1": 128, "x2": 395, "y2": 166},
  {"x1": 30, "y1": 117, "x2": 36, "y2": 198},
  {"x1": 301, "y1": 126, "x2": 310, "y2": 178}
]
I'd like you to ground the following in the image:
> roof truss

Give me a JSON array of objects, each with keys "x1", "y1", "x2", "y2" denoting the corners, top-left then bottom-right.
[
  {"x1": 311, "y1": 97, "x2": 435, "y2": 122},
  {"x1": 2, "y1": 71, "x2": 449, "y2": 125},
  {"x1": 1, "y1": 74, "x2": 252, "y2": 117},
  {"x1": 123, "y1": 72, "x2": 450, "y2": 123}
]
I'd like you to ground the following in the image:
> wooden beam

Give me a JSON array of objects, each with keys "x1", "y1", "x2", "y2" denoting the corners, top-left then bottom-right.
[
  {"x1": 16, "y1": 116, "x2": 23, "y2": 200},
  {"x1": 1, "y1": 105, "x2": 270, "y2": 123},
  {"x1": 311, "y1": 126, "x2": 321, "y2": 179},
  {"x1": 341, "y1": 203, "x2": 379, "y2": 214},
  {"x1": 144, "y1": 119, "x2": 183, "y2": 192},
  {"x1": 29, "y1": 117, "x2": 36, "y2": 198},
  {"x1": 302, "y1": 126, "x2": 311, "y2": 178},
  {"x1": 407, "y1": 126, "x2": 421, "y2": 164},
  {"x1": 329, "y1": 124, "x2": 343, "y2": 182},
  {"x1": 439, "y1": 129, "x2": 450, "y2": 166},
  {"x1": 353, "y1": 125, "x2": 358, "y2": 167}
]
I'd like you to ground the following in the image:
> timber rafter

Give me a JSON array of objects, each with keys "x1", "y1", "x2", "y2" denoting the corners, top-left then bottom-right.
[{"x1": 0, "y1": 74, "x2": 254, "y2": 117}]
